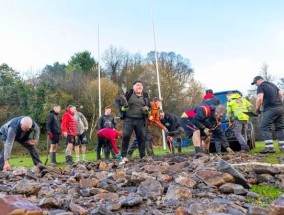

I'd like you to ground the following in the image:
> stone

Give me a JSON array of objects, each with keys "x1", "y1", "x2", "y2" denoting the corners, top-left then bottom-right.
[{"x1": 0, "y1": 195, "x2": 43, "y2": 215}]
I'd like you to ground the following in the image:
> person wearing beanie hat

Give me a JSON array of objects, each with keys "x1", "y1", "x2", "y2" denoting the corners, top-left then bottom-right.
[
  {"x1": 0, "y1": 116, "x2": 42, "y2": 172},
  {"x1": 251, "y1": 76, "x2": 284, "y2": 154},
  {"x1": 115, "y1": 80, "x2": 151, "y2": 165}
]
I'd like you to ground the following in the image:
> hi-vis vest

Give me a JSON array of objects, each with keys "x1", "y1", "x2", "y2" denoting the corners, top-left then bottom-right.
[
  {"x1": 227, "y1": 93, "x2": 253, "y2": 122},
  {"x1": 181, "y1": 106, "x2": 211, "y2": 118}
]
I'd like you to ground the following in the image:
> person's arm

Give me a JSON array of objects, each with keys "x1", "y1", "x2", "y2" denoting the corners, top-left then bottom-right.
[
  {"x1": 46, "y1": 113, "x2": 53, "y2": 133},
  {"x1": 32, "y1": 122, "x2": 40, "y2": 141},
  {"x1": 61, "y1": 114, "x2": 68, "y2": 137},
  {"x1": 98, "y1": 116, "x2": 103, "y2": 130},
  {"x1": 80, "y1": 113, "x2": 88, "y2": 130},
  {"x1": 255, "y1": 93, "x2": 264, "y2": 113},
  {"x1": 191, "y1": 107, "x2": 207, "y2": 130},
  {"x1": 278, "y1": 90, "x2": 283, "y2": 101},
  {"x1": 4, "y1": 128, "x2": 16, "y2": 162}
]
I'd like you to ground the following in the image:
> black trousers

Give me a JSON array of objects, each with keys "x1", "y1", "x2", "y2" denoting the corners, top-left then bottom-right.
[
  {"x1": 0, "y1": 140, "x2": 42, "y2": 171},
  {"x1": 97, "y1": 137, "x2": 115, "y2": 159},
  {"x1": 121, "y1": 117, "x2": 146, "y2": 158},
  {"x1": 212, "y1": 126, "x2": 230, "y2": 153},
  {"x1": 127, "y1": 126, "x2": 153, "y2": 157}
]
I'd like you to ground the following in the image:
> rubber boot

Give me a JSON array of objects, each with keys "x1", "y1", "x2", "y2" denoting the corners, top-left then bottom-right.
[
  {"x1": 65, "y1": 155, "x2": 73, "y2": 165},
  {"x1": 50, "y1": 152, "x2": 56, "y2": 166},
  {"x1": 195, "y1": 146, "x2": 203, "y2": 154}
]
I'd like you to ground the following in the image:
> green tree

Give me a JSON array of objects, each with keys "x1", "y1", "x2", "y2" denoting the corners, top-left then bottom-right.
[{"x1": 67, "y1": 50, "x2": 97, "y2": 73}]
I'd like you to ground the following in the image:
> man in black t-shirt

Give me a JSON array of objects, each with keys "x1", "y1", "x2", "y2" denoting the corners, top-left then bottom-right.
[{"x1": 251, "y1": 76, "x2": 284, "y2": 153}]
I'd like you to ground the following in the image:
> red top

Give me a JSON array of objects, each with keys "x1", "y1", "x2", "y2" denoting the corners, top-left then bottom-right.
[
  {"x1": 61, "y1": 109, "x2": 77, "y2": 136},
  {"x1": 203, "y1": 93, "x2": 214, "y2": 100},
  {"x1": 97, "y1": 128, "x2": 120, "y2": 154}
]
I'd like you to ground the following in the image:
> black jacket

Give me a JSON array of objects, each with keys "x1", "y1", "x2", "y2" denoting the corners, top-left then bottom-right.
[
  {"x1": 160, "y1": 112, "x2": 180, "y2": 132},
  {"x1": 98, "y1": 115, "x2": 116, "y2": 130},
  {"x1": 46, "y1": 110, "x2": 61, "y2": 134}
]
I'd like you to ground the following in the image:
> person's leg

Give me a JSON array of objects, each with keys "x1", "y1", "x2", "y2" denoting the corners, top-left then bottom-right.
[
  {"x1": 127, "y1": 137, "x2": 138, "y2": 157},
  {"x1": 97, "y1": 137, "x2": 104, "y2": 160},
  {"x1": 233, "y1": 120, "x2": 249, "y2": 151},
  {"x1": 260, "y1": 109, "x2": 277, "y2": 153},
  {"x1": 104, "y1": 140, "x2": 111, "y2": 159},
  {"x1": 213, "y1": 127, "x2": 234, "y2": 154},
  {"x1": 121, "y1": 118, "x2": 134, "y2": 158},
  {"x1": 0, "y1": 150, "x2": 5, "y2": 171},
  {"x1": 81, "y1": 132, "x2": 88, "y2": 161},
  {"x1": 20, "y1": 141, "x2": 42, "y2": 165},
  {"x1": 50, "y1": 133, "x2": 60, "y2": 165},
  {"x1": 74, "y1": 135, "x2": 80, "y2": 162},
  {"x1": 65, "y1": 135, "x2": 75, "y2": 164},
  {"x1": 145, "y1": 127, "x2": 154, "y2": 156},
  {"x1": 192, "y1": 130, "x2": 203, "y2": 154},
  {"x1": 274, "y1": 107, "x2": 284, "y2": 152},
  {"x1": 134, "y1": 119, "x2": 146, "y2": 159}
]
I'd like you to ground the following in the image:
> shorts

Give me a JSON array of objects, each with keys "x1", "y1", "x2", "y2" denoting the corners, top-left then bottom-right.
[
  {"x1": 74, "y1": 132, "x2": 88, "y2": 146},
  {"x1": 65, "y1": 135, "x2": 76, "y2": 145},
  {"x1": 178, "y1": 118, "x2": 197, "y2": 138},
  {"x1": 50, "y1": 133, "x2": 60, "y2": 144}
]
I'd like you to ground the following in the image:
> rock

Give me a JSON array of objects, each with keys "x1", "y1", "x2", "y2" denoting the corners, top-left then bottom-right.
[
  {"x1": 175, "y1": 175, "x2": 197, "y2": 188},
  {"x1": 253, "y1": 165, "x2": 281, "y2": 175},
  {"x1": 247, "y1": 206, "x2": 269, "y2": 215},
  {"x1": 219, "y1": 183, "x2": 244, "y2": 194},
  {"x1": 270, "y1": 194, "x2": 284, "y2": 215},
  {"x1": 119, "y1": 196, "x2": 143, "y2": 207},
  {"x1": 69, "y1": 202, "x2": 87, "y2": 215},
  {"x1": 38, "y1": 197, "x2": 60, "y2": 208},
  {"x1": 165, "y1": 185, "x2": 192, "y2": 200},
  {"x1": 12, "y1": 181, "x2": 42, "y2": 196},
  {"x1": 143, "y1": 165, "x2": 169, "y2": 174},
  {"x1": 79, "y1": 178, "x2": 99, "y2": 188},
  {"x1": 94, "y1": 193, "x2": 119, "y2": 201},
  {"x1": 0, "y1": 195, "x2": 43, "y2": 215},
  {"x1": 195, "y1": 170, "x2": 235, "y2": 187},
  {"x1": 187, "y1": 202, "x2": 226, "y2": 214},
  {"x1": 137, "y1": 178, "x2": 163, "y2": 199}
]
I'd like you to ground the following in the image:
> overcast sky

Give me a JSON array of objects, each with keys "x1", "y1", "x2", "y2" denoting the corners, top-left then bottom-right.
[{"x1": 1, "y1": 0, "x2": 284, "y2": 94}]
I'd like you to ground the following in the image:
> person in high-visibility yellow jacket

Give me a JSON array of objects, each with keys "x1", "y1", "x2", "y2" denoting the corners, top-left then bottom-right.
[{"x1": 226, "y1": 92, "x2": 253, "y2": 152}]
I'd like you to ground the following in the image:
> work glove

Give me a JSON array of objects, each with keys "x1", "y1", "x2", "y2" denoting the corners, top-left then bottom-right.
[
  {"x1": 142, "y1": 106, "x2": 151, "y2": 115},
  {"x1": 121, "y1": 106, "x2": 128, "y2": 112},
  {"x1": 48, "y1": 132, "x2": 53, "y2": 139},
  {"x1": 117, "y1": 153, "x2": 122, "y2": 159},
  {"x1": 204, "y1": 128, "x2": 211, "y2": 136},
  {"x1": 229, "y1": 122, "x2": 234, "y2": 127}
]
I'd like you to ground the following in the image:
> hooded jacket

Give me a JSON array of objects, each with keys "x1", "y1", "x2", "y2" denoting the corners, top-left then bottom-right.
[
  {"x1": 227, "y1": 93, "x2": 253, "y2": 122},
  {"x1": 61, "y1": 109, "x2": 77, "y2": 136}
]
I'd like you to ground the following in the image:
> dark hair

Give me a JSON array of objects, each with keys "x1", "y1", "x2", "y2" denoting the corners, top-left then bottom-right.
[
  {"x1": 206, "y1": 89, "x2": 213, "y2": 94},
  {"x1": 132, "y1": 80, "x2": 143, "y2": 86}
]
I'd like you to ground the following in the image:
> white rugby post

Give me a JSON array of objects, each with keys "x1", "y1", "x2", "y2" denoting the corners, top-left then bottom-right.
[
  {"x1": 98, "y1": 23, "x2": 102, "y2": 117},
  {"x1": 98, "y1": 23, "x2": 103, "y2": 155},
  {"x1": 152, "y1": 10, "x2": 167, "y2": 150}
]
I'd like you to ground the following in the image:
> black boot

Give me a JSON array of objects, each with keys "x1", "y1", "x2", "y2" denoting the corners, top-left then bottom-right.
[
  {"x1": 65, "y1": 155, "x2": 73, "y2": 165},
  {"x1": 50, "y1": 152, "x2": 56, "y2": 166}
]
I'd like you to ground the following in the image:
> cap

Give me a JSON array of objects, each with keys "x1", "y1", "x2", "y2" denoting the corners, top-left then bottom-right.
[
  {"x1": 206, "y1": 89, "x2": 213, "y2": 94},
  {"x1": 132, "y1": 80, "x2": 143, "y2": 86},
  {"x1": 251, "y1": 76, "x2": 263, "y2": 85}
]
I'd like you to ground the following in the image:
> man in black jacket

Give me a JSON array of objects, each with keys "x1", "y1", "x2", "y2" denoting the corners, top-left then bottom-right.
[
  {"x1": 46, "y1": 105, "x2": 61, "y2": 165},
  {"x1": 160, "y1": 111, "x2": 184, "y2": 153},
  {"x1": 116, "y1": 80, "x2": 151, "y2": 164},
  {"x1": 252, "y1": 76, "x2": 284, "y2": 153},
  {"x1": 201, "y1": 89, "x2": 234, "y2": 155}
]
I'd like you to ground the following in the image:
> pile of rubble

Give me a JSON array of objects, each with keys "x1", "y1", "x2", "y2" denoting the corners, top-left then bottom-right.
[{"x1": 0, "y1": 152, "x2": 284, "y2": 214}]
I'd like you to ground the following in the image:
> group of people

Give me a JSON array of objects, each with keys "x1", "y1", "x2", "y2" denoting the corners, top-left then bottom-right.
[{"x1": 0, "y1": 75, "x2": 283, "y2": 171}]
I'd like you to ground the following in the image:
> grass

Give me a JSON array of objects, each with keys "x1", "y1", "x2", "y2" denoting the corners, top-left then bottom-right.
[
  {"x1": 248, "y1": 185, "x2": 283, "y2": 207},
  {"x1": 9, "y1": 140, "x2": 284, "y2": 167},
  {"x1": 9, "y1": 145, "x2": 195, "y2": 168},
  {"x1": 251, "y1": 141, "x2": 284, "y2": 164}
]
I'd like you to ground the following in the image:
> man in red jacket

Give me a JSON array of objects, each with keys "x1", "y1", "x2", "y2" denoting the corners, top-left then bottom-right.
[
  {"x1": 61, "y1": 105, "x2": 77, "y2": 165},
  {"x1": 97, "y1": 128, "x2": 122, "y2": 160}
]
